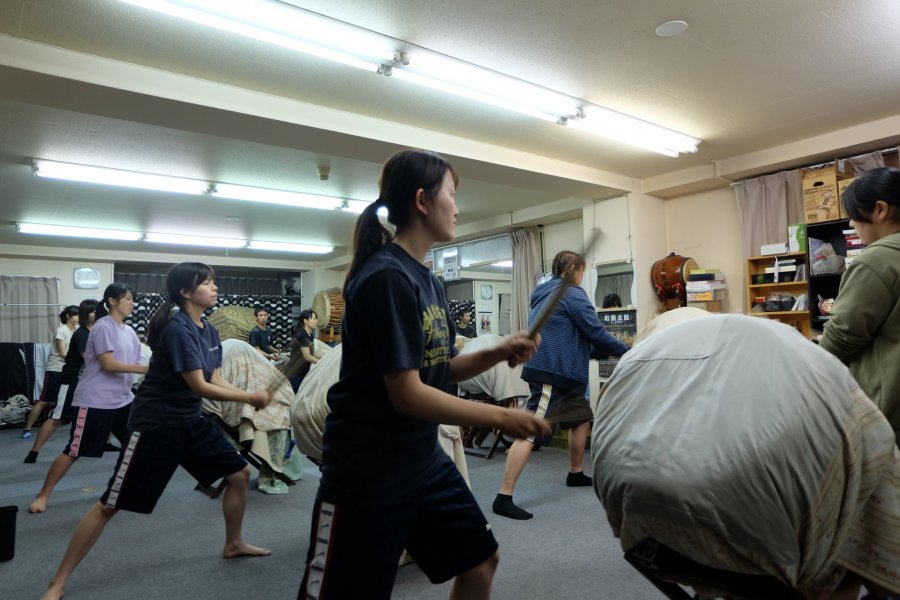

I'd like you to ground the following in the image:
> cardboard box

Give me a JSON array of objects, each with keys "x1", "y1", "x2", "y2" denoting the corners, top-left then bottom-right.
[
  {"x1": 787, "y1": 223, "x2": 807, "y2": 252},
  {"x1": 687, "y1": 290, "x2": 726, "y2": 302},
  {"x1": 687, "y1": 300, "x2": 723, "y2": 312},
  {"x1": 803, "y1": 166, "x2": 851, "y2": 223},
  {"x1": 837, "y1": 177, "x2": 856, "y2": 219}
]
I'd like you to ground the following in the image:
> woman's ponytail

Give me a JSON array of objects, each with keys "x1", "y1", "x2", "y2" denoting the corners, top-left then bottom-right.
[{"x1": 344, "y1": 200, "x2": 392, "y2": 293}]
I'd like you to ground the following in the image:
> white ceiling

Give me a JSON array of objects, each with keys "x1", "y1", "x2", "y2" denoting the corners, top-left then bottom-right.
[{"x1": 2, "y1": 0, "x2": 900, "y2": 266}]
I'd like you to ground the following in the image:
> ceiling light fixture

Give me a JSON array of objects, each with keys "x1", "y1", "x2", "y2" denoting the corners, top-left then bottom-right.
[
  {"x1": 115, "y1": 0, "x2": 701, "y2": 157},
  {"x1": 17, "y1": 222, "x2": 144, "y2": 241},
  {"x1": 31, "y1": 158, "x2": 371, "y2": 213},
  {"x1": 115, "y1": 0, "x2": 393, "y2": 72},
  {"x1": 491, "y1": 260, "x2": 513, "y2": 268},
  {"x1": 564, "y1": 107, "x2": 701, "y2": 157},
  {"x1": 246, "y1": 240, "x2": 333, "y2": 254},
  {"x1": 33, "y1": 159, "x2": 208, "y2": 195},
  {"x1": 145, "y1": 231, "x2": 247, "y2": 248},
  {"x1": 210, "y1": 183, "x2": 347, "y2": 210}
]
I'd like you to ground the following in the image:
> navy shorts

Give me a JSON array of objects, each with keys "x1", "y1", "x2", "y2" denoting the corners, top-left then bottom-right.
[
  {"x1": 299, "y1": 458, "x2": 498, "y2": 600},
  {"x1": 63, "y1": 404, "x2": 131, "y2": 458},
  {"x1": 524, "y1": 382, "x2": 591, "y2": 446},
  {"x1": 101, "y1": 416, "x2": 247, "y2": 514}
]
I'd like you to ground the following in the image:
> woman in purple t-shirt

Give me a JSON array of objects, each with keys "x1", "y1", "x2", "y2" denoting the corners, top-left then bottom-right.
[
  {"x1": 29, "y1": 283, "x2": 147, "y2": 514},
  {"x1": 40, "y1": 263, "x2": 274, "y2": 600}
]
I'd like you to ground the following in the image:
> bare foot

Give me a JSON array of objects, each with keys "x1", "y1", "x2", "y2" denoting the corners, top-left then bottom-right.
[
  {"x1": 223, "y1": 542, "x2": 271, "y2": 558},
  {"x1": 30, "y1": 497, "x2": 48, "y2": 514},
  {"x1": 40, "y1": 581, "x2": 65, "y2": 599}
]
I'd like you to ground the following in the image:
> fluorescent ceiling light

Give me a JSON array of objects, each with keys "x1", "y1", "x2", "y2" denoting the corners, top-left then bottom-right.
[
  {"x1": 116, "y1": 0, "x2": 702, "y2": 156},
  {"x1": 33, "y1": 159, "x2": 208, "y2": 195},
  {"x1": 210, "y1": 183, "x2": 347, "y2": 210},
  {"x1": 115, "y1": 0, "x2": 390, "y2": 72},
  {"x1": 17, "y1": 222, "x2": 143, "y2": 241},
  {"x1": 247, "y1": 240, "x2": 333, "y2": 254},
  {"x1": 390, "y1": 69, "x2": 561, "y2": 123},
  {"x1": 491, "y1": 260, "x2": 513, "y2": 268},
  {"x1": 565, "y1": 108, "x2": 701, "y2": 157},
  {"x1": 145, "y1": 232, "x2": 246, "y2": 248},
  {"x1": 403, "y1": 51, "x2": 581, "y2": 118}
]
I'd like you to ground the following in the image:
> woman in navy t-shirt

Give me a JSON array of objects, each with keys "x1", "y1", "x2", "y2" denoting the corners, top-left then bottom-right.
[
  {"x1": 299, "y1": 149, "x2": 550, "y2": 600},
  {"x1": 40, "y1": 263, "x2": 273, "y2": 600}
]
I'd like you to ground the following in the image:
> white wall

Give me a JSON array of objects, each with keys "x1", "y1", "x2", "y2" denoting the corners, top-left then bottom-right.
[
  {"x1": 2, "y1": 257, "x2": 115, "y2": 306},
  {"x1": 540, "y1": 219, "x2": 584, "y2": 273},
  {"x1": 472, "y1": 279, "x2": 511, "y2": 335},
  {"x1": 664, "y1": 187, "x2": 743, "y2": 314}
]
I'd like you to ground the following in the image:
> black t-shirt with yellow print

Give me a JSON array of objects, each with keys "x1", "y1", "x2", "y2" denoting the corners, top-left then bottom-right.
[{"x1": 320, "y1": 243, "x2": 458, "y2": 505}]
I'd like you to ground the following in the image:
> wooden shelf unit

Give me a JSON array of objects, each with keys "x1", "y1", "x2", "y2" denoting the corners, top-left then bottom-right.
[{"x1": 746, "y1": 252, "x2": 811, "y2": 337}]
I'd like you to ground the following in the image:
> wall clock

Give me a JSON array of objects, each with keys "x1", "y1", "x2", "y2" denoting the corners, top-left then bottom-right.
[
  {"x1": 73, "y1": 267, "x2": 101, "y2": 289},
  {"x1": 480, "y1": 284, "x2": 493, "y2": 300}
]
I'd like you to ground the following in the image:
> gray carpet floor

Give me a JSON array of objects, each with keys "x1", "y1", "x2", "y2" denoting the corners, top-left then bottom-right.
[{"x1": 0, "y1": 425, "x2": 660, "y2": 599}]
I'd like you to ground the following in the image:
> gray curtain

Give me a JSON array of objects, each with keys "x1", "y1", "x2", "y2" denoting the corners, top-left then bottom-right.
[
  {"x1": 510, "y1": 228, "x2": 539, "y2": 332},
  {"x1": 0, "y1": 276, "x2": 60, "y2": 343}
]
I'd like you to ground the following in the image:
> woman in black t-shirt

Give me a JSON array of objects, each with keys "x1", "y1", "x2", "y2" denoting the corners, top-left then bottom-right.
[
  {"x1": 40, "y1": 263, "x2": 274, "y2": 600},
  {"x1": 282, "y1": 309, "x2": 323, "y2": 392},
  {"x1": 24, "y1": 299, "x2": 98, "y2": 464},
  {"x1": 299, "y1": 150, "x2": 550, "y2": 600}
]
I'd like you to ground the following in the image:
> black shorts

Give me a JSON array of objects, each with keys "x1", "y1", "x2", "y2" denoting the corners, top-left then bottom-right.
[
  {"x1": 37, "y1": 370, "x2": 63, "y2": 405},
  {"x1": 50, "y1": 382, "x2": 78, "y2": 421},
  {"x1": 101, "y1": 416, "x2": 247, "y2": 514},
  {"x1": 299, "y1": 459, "x2": 498, "y2": 600},
  {"x1": 63, "y1": 404, "x2": 131, "y2": 458},
  {"x1": 525, "y1": 382, "x2": 591, "y2": 446}
]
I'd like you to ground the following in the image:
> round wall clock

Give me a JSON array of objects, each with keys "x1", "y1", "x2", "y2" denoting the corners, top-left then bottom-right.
[
  {"x1": 480, "y1": 284, "x2": 493, "y2": 300},
  {"x1": 73, "y1": 267, "x2": 101, "y2": 289}
]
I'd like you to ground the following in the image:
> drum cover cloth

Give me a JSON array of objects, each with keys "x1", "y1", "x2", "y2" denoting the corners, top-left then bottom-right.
[{"x1": 592, "y1": 314, "x2": 900, "y2": 593}]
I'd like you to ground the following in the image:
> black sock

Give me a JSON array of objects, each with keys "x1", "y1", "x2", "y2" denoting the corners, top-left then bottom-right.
[
  {"x1": 24, "y1": 450, "x2": 39, "y2": 464},
  {"x1": 492, "y1": 493, "x2": 533, "y2": 520},
  {"x1": 566, "y1": 471, "x2": 592, "y2": 487}
]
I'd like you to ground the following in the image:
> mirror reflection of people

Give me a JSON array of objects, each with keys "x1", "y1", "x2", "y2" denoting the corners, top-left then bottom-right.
[
  {"x1": 282, "y1": 309, "x2": 324, "y2": 392},
  {"x1": 602, "y1": 293, "x2": 622, "y2": 309},
  {"x1": 249, "y1": 307, "x2": 279, "y2": 361},
  {"x1": 24, "y1": 300, "x2": 98, "y2": 464},
  {"x1": 818, "y1": 167, "x2": 900, "y2": 447},
  {"x1": 455, "y1": 309, "x2": 477, "y2": 338},
  {"x1": 21, "y1": 305, "x2": 79, "y2": 439}
]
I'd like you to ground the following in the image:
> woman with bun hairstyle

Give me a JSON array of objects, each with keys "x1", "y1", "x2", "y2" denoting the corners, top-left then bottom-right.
[{"x1": 39, "y1": 263, "x2": 272, "y2": 600}]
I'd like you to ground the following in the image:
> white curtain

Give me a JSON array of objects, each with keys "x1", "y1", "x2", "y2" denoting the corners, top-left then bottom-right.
[
  {"x1": 510, "y1": 228, "x2": 539, "y2": 332},
  {"x1": 0, "y1": 276, "x2": 60, "y2": 343}
]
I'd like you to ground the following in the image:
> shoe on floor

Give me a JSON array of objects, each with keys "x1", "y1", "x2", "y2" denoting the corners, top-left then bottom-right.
[
  {"x1": 20, "y1": 430, "x2": 33, "y2": 440},
  {"x1": 258, "y1": 479, "x2": 289, "y2": 495},
  {"x1": 566, "y1": 471, "x2": 593, "y2": 487},
  {"x1": 492, "y1": 493, "x2": 533, "y2": 520},
  {"x1": 24, "y1": 450, "x2": 39, "y2": 463}
]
